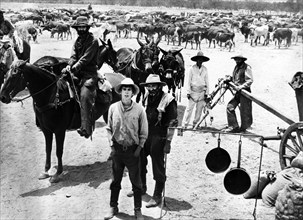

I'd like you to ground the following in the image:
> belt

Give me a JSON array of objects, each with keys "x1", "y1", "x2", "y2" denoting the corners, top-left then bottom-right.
[{"x1": 113, "y1": 141, "x2": 137, "y2": 152}]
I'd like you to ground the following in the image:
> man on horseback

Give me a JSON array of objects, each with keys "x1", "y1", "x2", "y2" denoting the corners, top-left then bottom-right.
[{"x1": 62, "y1": 16, "x2": 99, "y2": 139}]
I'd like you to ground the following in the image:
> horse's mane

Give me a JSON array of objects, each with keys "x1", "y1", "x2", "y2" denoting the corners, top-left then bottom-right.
[{"x1": 13, "y1": 59, "x2": 57, "y2": 81}]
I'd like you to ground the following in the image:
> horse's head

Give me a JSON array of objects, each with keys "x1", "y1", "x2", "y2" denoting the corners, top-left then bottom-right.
[
  {"x1": 137, "y1": 37, "x2": 158, "y2": 74},
  {"x1": 144, "y1": 36, "x2": 161, "y2": 70},
  {"x1": 98, "y1": 39, "x2": 119, "y2": 71},
  {"x1": 0, "y1": 59, "x2": 27, "y2": 104},
  {"x1": 159, "y1": 47, "x2": 183, "y2": 79}
]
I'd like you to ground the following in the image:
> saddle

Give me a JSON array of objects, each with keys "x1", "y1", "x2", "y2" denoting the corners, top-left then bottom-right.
[{"x1": 33, "y1": 56, "x2": 113, "y2": 130}]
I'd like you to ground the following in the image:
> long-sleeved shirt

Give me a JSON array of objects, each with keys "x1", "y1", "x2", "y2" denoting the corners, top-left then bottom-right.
[
  {"x1": 187, "y1": 64, "x2": 209, "y2": 95},
  {"x1": 68, "y1": 32, "x2": 99, "y2": 76},
  {"x1": 232, "y1": 62, "x2": 253, "y2": 90},
  {"x1": 106, "y1": 101, "x2": 148, "y2": 148}
]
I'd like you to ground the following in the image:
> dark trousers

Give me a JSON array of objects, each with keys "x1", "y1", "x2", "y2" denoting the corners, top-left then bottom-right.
[
  {"x1": 80, "y1": 78, "x2": 96, "y2": 134},
  {"x1": 109, "y1": 143, "x2": 142, "y2": 209},
  {"x1": 141, "y1": 135, "x2": 166, "y2": 184},
  {"x1": 227, "y1": 91, "x2": 253, "y2": 130}
]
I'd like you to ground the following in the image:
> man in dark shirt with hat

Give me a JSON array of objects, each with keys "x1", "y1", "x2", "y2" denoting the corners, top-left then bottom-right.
[
  {"x1": 224, "y1": 54, "x2": 253, "y2": 133},
  {"x1": 62, "y1": 16, "x2": 99, "y2": 138},
  {"x1": 137, "y1": 74, "x2": 178, "y2": 208}
]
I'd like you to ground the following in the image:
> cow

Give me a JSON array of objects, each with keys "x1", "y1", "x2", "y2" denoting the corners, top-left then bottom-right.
[
  {"x1": 116, "y1": 22, "x2": 132, "y2": 38},
  {"x1": 201, "y1": 27, "x2": 230, "y2": 48},
  {"x1": 250, "y1": 24, "x2": 270, "y2": 46},
  {"x1": 215, "y1": 32, "x2": 235, "y2": 51},
  {"x1": 182, "y1": 31, "x2": 201, "y2": 50},
  {"x1": 239, "y1": 25, "x2": 252, "y2": 43},
  {"x1": 272, "y1": 28, "x2": 292, "y2": 49},
  {"x1": 50, "y1": 23, "x2": 72, "y2": 40}
]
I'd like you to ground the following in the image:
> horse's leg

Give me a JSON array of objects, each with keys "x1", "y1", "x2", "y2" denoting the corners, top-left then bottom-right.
[
  {"x1": 38, "y1": 130, "x2": 53, "y2": 180},
  {"x1": 50, "y1": 131, "x2": 66, "y2": 183}
]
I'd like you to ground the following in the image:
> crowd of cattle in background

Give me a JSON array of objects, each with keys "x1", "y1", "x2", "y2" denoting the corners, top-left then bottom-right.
[{"x1": 2, "y1": 6, "x2": 303, "y2": 51}]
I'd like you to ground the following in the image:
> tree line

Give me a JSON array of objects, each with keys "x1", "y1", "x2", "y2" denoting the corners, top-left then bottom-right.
[{"x1": 3, "y1": 0, "x2": 303, "y2": 13}]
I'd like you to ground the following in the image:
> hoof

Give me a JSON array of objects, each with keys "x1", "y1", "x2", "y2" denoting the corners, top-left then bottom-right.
[
  {"x1": 49, "y1": 174, "x2": 61, "y2": 183},
  {"x1": 38, "y1": 172, "x2": 50, "y2": 180}
]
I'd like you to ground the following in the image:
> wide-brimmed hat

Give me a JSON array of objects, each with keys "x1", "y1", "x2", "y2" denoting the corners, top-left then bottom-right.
[
  {"x1": 140, "y1": 74, "x2": 167, "y2": 87},
  {"x1": 0, "y1": 36, "x2": 11, "y2": 44},
  {"x1": 71, "y1": 16, "x2": 92, "y2": 28},
  {"x1": 231, "y1": 54, "x2": 247, "y2": 61},
  {"x1": 191, "y1": 51, "x2": 210, "y2": 62},
  {"x1": 115, "y1": 78, "x2": 139, "y2": 95}
]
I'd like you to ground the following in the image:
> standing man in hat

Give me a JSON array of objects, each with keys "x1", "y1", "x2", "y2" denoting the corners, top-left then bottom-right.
[
  {"x1": 62, "y1": 16, "x2": 99, "y2": 138},
  {"x1": 224, "y1": 54, "x2": 253, "y2": 133},
  {"x1": 181, "y1": 51, "x2": 210, "y2": 129},
  {"x1": 104, "y1": 77, "x2": 148, "y2": 220},
  {"x1": 135, "y1": 74, "x2": 178, "y2": 208}
]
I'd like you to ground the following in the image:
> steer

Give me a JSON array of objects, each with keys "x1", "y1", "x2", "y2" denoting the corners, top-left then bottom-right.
[
  {"x1": 272, "y1": 28, "x2": 292, "y2": 49},
  {"x1": 182, "y1": 31, "x2": 201, "y2": 50},
  {"x1": 215, "y1": 32, "x2": 235, "y2": 51}
]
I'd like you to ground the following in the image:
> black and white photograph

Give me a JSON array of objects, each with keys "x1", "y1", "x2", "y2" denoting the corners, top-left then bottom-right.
[{"x1": 0, "y1": 0, "x2": 302, "y2": 219}]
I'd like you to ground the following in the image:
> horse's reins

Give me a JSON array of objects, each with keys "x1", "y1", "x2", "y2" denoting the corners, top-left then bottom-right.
[{"x1": 11, "y1": 66, "x2": 58, "y2": 103}]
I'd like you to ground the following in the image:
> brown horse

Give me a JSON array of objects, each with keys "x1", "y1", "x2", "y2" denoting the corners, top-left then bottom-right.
[{"x1": 0, "y1": 39, "x2": 123, "y2": 183}]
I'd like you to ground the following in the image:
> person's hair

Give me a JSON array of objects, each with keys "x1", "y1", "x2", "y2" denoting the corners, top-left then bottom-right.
[{"x1": 121, "y1": 85, "x2": 135, "y2": 93}]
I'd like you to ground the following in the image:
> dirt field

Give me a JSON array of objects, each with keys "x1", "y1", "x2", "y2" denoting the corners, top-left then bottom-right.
[{"x1": 0, "y1": 3, "x2": 302, "y2": 220}]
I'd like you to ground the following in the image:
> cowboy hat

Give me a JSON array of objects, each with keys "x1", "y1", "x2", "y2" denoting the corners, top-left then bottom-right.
[
  {"x1": 140, "y1": 74, "x2": 167, "y2": 87},
  {"x1": 231, "y1": 54, "x2": 247, "y2": 61},
  {"x1": 71, "y1": 16, "x2": 92, "y2": 28},
  {"x1": 191, "y1": 51, "x2": 210, "y2": 62},
  {"x1": 115, "y1": 78, "x2": 140, "y2": 95}
]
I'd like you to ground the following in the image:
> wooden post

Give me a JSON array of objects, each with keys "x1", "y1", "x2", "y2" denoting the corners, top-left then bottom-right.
[{"x1": 228, "y1": 82, "x2": 295, "y2": 125}]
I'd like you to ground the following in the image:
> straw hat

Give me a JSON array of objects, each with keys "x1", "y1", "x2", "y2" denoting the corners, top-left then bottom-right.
[
  {"x1": 140, "y1": 74, "x2": 167, "y2": 87},
  {"x1": 191, "y1": 51, "x2": 210, "y2": 62},
  {"x1": 231, "y1": 54, "x2": 247, "y2": 61},
  {"x1": 115, "y1": 78, "x2": 139, "y2": 95},
  {"x1": 71, "y1": 16, "x2": 92, "y2": 28}
]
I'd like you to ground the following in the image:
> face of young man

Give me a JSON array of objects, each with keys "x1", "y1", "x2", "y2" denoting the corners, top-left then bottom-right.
[{"x1": 121, "y1": 86, "x2": 134, "y2": 101}]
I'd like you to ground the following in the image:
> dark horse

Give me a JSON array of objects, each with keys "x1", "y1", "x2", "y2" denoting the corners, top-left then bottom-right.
[
  {"x1": 158, "y1": 47, "x2": 184, "y2": 100},
  {"x1": 0, "y1": 39, "x2": 123, "y2": 183},
  {"x1": 109, "y1": 37, "x2": 160, "y2": 103}
]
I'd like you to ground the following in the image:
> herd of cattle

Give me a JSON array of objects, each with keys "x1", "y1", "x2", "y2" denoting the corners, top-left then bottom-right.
[{"x1": 3, "y1": 7, "x2": 303, "y2": 51}]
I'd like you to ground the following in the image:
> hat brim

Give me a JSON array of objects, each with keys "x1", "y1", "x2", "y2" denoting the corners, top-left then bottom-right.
[
  {"x1": 140, "y1": 82, "x2": 167, "y2": 87},
  {"x1": 115, "y1": 84, "x2": 140, "y2": 96},
  {"x1": 71, "y1": 24, "x2": 92, "y2": 28},
  {"x1": 191, "y1": 56, "x2": 210, "y2": 62},
  {"x1": 231, "y1": 56, "x2": 247, "y2": 61},
  {"x1": 0, "y1": 40, "x2": 11, "y2": 43}
]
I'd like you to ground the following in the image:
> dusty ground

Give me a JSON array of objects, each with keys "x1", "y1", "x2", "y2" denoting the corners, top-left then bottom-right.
[{"x1": 1, "y1": 3, "x2": 303, "y2": 220}]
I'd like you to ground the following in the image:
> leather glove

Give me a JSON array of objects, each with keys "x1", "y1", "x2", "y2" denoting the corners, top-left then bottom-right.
[
  {"x1": 61, "y1": 65, "x2": 71, "y2": 74},
  {"x1": 187, "y1": 94, "x2": 191, "y2": 100},
  {"x1": 134, "y1": 145, "x2": 142, "y2": 157},
  {"x1": 164, "y1": 140, "x2": 171, "y2": 154}
]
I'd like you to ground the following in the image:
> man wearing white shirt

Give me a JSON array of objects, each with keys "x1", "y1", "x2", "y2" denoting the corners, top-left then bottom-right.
[{"x1": 182, "y1": 51, "x2": 210, "y2": 129}]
